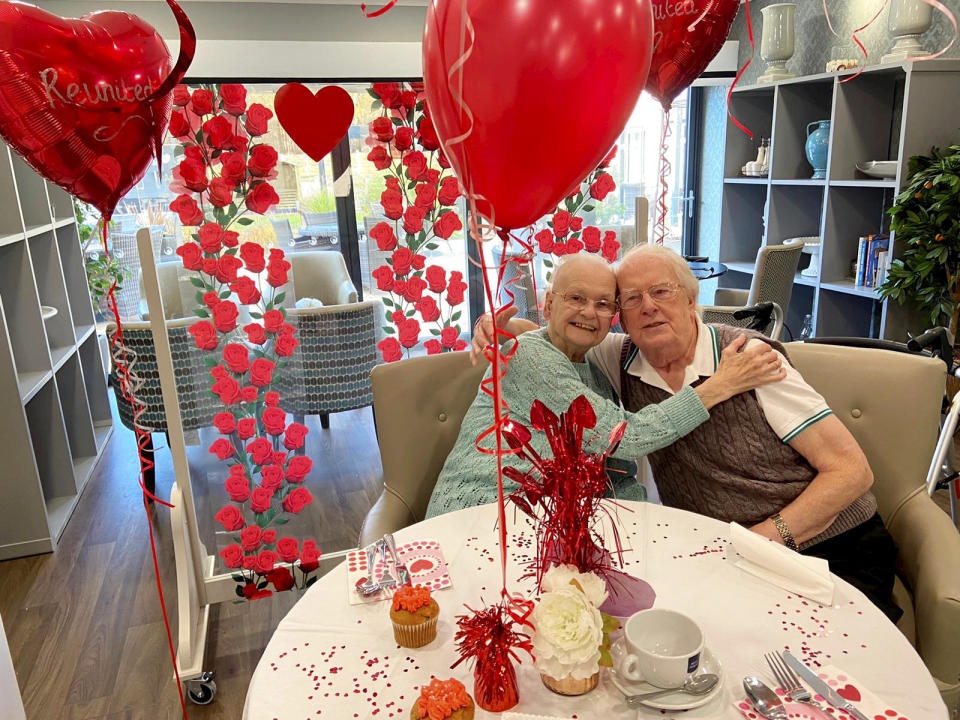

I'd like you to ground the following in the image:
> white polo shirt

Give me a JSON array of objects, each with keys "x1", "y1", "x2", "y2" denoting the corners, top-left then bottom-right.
[{"x1": 587, "y1": 318, "x2": 832, "y2": 443}]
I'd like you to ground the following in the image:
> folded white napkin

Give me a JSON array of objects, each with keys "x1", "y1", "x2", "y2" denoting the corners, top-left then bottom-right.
[{"x1": 729, "y1": 522, "x2": 835, "y2": 605}]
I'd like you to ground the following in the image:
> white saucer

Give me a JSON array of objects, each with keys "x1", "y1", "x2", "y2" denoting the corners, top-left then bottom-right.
[{"x1": 608, "y1": 638, "x2": 723, "y2": 711}]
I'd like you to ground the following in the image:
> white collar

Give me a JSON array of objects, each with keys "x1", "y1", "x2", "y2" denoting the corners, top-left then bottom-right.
[{"x1": 622, "y1": 317, "x2": 719, "y2": 394}]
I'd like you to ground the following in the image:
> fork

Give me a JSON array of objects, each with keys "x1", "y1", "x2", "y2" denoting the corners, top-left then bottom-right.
[
  {"x1": 377, "y1": 540, "x2": 397, "y2": 590},
  {"x1": 765, "y1": 651, "x2": 825, "y2": 712}
]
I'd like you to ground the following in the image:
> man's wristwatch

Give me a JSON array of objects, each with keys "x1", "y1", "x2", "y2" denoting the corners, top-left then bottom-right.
[{"x1": 770, "y1": 513, "x2": 798, "y2": 551}]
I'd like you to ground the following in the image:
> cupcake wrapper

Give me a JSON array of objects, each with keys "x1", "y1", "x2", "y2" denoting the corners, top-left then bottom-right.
[{"x1": 392, "y1": 614, "x2": 438, "y2": 648}]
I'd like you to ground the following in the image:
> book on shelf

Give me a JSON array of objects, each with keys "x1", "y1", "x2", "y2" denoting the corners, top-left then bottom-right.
[
  {"x1": 854, "y1": 234, "x2": 890, "y2": 288},
  {"x1": 855, "y1": 236, "x2": 868, "y2": 286}
]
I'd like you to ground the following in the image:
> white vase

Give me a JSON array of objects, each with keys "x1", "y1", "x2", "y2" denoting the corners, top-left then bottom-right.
[
  {"x1": 882, "y1": 0, "x2": 933, "y2": 62},
  {"x1": 758, "y1": 3, "x2": 797, "y2": 84}
]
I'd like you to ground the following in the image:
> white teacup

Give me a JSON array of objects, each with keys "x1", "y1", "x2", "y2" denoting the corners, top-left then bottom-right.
[{"x1": 614, "y1": 608, "x2": 703, "y2": 689}]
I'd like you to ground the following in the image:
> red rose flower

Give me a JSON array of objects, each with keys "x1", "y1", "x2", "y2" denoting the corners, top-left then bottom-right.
[
  {"x1": 391, "y1": 247, "x2": 414, "y2": 276},
  {"x1": 247, "y1": 145, "x2": 278, "y2": 177},
  {"x1": 299, "y1": 540, "x2": 321, "y2": 572},
  {"x1": 236, "y1": 417, "x2": 256, "y2": 440},
  {"x1": 582, "y1": 226, "x2": 602, "y2": 253},
  {"x1": 241, "y1": 582, "x2": 272, "y2": 600},
  {"x1": 190, "y1": 88, "x2": 214, "y2": 115},
  {"x1": 222, "y1": 230, "x2": 239, "y2": 248},
  {"x1": 247, "y1": 437, "x2": 273, "y2": 466},
  {"x1": 225, "y1": 134, "x2": 249, "y2": 153},
  {"x1": 438, "y1": 176, "x2": 460, "y2": 206},
  {"x1": 245, "y1": 103, "x2": 273, "y2": 136},
  {"x1": 403, "y1": 151, "x2": 429, "y2": 182},
  {"x1": 219, "y1": 152, "x2": 246, "y2": 186},
  {"x1": 249, "y1": 357, "x2": 275, "y2": 387},
  {"x1": 417, "y1": 114, "x2": 440, "y2": 151},
  {"x1": 266, "y1": 567, "x2": 295, "y2": 592},
  {"x1": 202, "y1": 258, "x2": 218, "y2": 276},
  {"x1": 371, "y1": 265, "x2": 394, "y2": 292},
  {"x1": 398, "y1": 318, "x2": 421, "y2": 348},
  {"x1": 440, "y1": 326, "x2": 460, "y2": 349},
  {"x1": 371, "y1": 116, "x2": 394, "y2": 143},
  {"x1": 231, "y1": 276, "x2": 261, "y2": 305},
  {"x1": 263, "y1": 309, "x2": 284, "y2": 332},
  {"x1": 262, "y1": 407, "x2": 287, "y2": 436},
  {"x1": 566, "y1": 238, "x2": 584, "y2": 254},
  {"x1": 282, "y1": 487, "x2": 313, "y2": 514},
  {"x1": 425, "y1": 168, "x2": 441, "y2": 186},
  {"x1": 399, "y1": 90, "x2": 417, "y2": 111},
  {"x1": 454, "y1": 339, "x2": 468, "y2": 351},
  {"x1": 266, "y1": 256, "x2": 291, "y2": 287},
  {"x1": 368, "y1": 222, "x2": 396, "y2": 252},
  {"x1": 246, "y1": 182, "x2": 280, "y2": 214},
  {"x1": 254, "y1": 550, "x2": 278, "y2": 576},
  {"x1": 380, "y1": 188, "x2": 403, "y2": 220},
  {"x1": 437, "y1": 149, "x2": 451, "y2": 169},
  {"x1": 394, "y1": 126, "x2": 414, "y2": 151},
  {"x1": 416, "y1": 296, "x2": 441, "y2": 322},
  {"x1": 446, "y1": 271, "x2": 467, "y2": 306},
  {"x1": 207, "y1": 177, "x2": 234, "y2": 208},
  {"x1": 250, "y1": 487, "x2": 273, "y2": 514},
  {"x1": 553, "y1": 210, "x2": 572, "y2": 237},
  {"x1": 589, "y1": 172, "x2": 616, "y2": 201},
  {"x1": 203, "y1": 116, "x2": 234, "y2": 150},
  {"x1": 433, "y1": 211, "x2": 462, "y2": 240},
  {"x1": 188, "y1": 320, "x2": 218, "y2": 351},
  {"x1": 276, "y1": 537, "x2": 299, "y2": 563},
  {"x1": 535, "y1": 228, "x2": 555, "y2": 254},
  {"x1": 222, "y1": 343, "x2": 249, "y2": 374},
  {"x1": 244, "y1": 322, "x2": 267, "y2": 345},
  {"x1": 241, "y1": 385, "x2": 259, "y2": 403},
  {"x1": 214, "y1": 505, "x2": 244, "y2": 531},
  {"x1": 259, "y1": 464, "x2": 284, "y2": 494},
  {"x1": 402, "y1": 206, "x2": 426, "y2": 235},
  {"x1": 275, "y1": 332, "x2": 299, "y2": 357},
  {"x1": 283, "y1": 422, "x2": 308, "y2": 450},
  {"x1": 209, "y1": 437, "x2": 235, "y2": 460},
  {"x1": 285, "y1": 455, "x2": 312, "y2": 483},
  {"x1": 263, "y1": 391, "x2": 279, "y2": 407},
  {"x1": 413, "y1": 183, "x2": 436, "y2": 210},
  {"x1": 170, "y1": 194, "x2": 203, "y2": 226},
  {"x1": 377, "y1": 337, "x2": 403, "y2": 363},
  {"x1": 367, "y1": 145, "x2": 391, "y2": 171},
  {"x1": 261, "y1": 529, "x2": 277, "y2": 545},
  {"x1": 212, "y1": 300, "x2": 239, "y2": 333},
  {"x1": 210, "y1": 365, "x2": 228, "y2": 380},
  {"x1": 552, "y1": 241, "x2": 568, "y2": 256},
  {"x1": 571, "y1": 216, "x2": 584, "y2": 232},
  {"x1": 385, "y1": 177, "x2": 401, "y2": 191},
  {"x1": 168, "y1": 110, "x2": 190, "y2": 139},
  {"x1": 172, "y1": 84, "x2": 190, "y2": 106},
  {"x1": 225, "y1": 475, "x2": 249, "y2": 504},
  {"x1": 216, "y1": 255, "x2": 243, "y2": 284},
  {"x1": 419, "y1": 267, "x2": 445, "y2": 296},
  {"x1": 241, "y1": 525, "x2": 263, "y2": 552},
  {"x1": 213, "y1": 411, "x2": 236, "y2": 434},
  {"x1": 176, "y1": 242, "x2": 203, "y2": 271},
  {"x1": 220, "y1": 544, "x2": 243, "y2": 568},
  {"x1": 372, "y1": 82, "x2": 401, "y2": 108},
  {"x1": 402, "y1": 276, "x2": 427, "y2": 303},
  {"x1": 423, "y1": 339, "x2": 442, "y2": 355},
  {"x1": 239, "y1": 242, "x2": 265, "y2": 273},
  {"x1": 197, "y1": 223, "x2": 222, "y2": 254},
  {"x1": 220, "y1": 84, "x2": 247, "y2": 115},
  {"x1": 602, "y1": 231, "x2": 620, "y2": 263},
  {"x1": 211, "y1": 375, "x2": 241, "y2": 405}
]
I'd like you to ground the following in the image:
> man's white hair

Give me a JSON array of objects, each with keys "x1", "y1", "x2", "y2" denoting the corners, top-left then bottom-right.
[{"x1": 618, "y1": 244, "x2": 699, "y2": 300}]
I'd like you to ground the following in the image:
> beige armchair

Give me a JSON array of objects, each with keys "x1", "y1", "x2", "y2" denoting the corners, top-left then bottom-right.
[
  {"x1": 714, "y1": 243, "x2": 803, "y2": 319},
  {"x1": 359, "y1": 351, "x2": 485, "y2": 547},
  {"x1": 786, "y1": 341, "x2": 960, "y2": 713}
]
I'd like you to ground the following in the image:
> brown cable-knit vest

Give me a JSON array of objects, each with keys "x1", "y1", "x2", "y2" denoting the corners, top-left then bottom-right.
[{"x1": 620, "y1": 325, "x2": 876, "y2": 549}]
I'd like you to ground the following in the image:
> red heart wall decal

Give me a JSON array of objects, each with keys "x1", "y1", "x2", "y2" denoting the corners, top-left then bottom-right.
[
  {"x1": 836, "y1": 684, "x2": 861, "y2": 702},
  {"x1": 274, "y1": 83, "x2": 354, "y2": 162},
  {"x1": 408, "y1": 558, "x2": 435, "y2": 574},
  {"x1": 0, "y1": 1, "x2": 177, "y2": 218}
]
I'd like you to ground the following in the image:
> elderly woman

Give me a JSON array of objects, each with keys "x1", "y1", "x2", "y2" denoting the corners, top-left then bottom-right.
[{"x1": 425, "y1": 253, "x2": 785, "y2": 519}]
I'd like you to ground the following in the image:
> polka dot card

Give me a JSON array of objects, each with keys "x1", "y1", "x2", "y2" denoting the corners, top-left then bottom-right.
[{"x1": 347, "y1": 539, "x2": 452, "y2": 605}]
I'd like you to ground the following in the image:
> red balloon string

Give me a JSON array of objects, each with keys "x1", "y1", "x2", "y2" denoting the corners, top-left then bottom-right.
[
  {"x1": 843, "y1": 0, "x2": 889, "y2": 84},
  {"x1": 360, "y1": 0, "x2": 399, "y2": 17},
  {"x1": 654, "y1": 109, "x2": 671, "y2": 245},
  {"x1": 726, "y1": 0, "x2": 755, "y2": 138},
  {"x1": 913, "y1": 0, "x2": 958, "y2": 61},
  {"x1": 101, "y1": 221, "x2": 188, "y2": 718}
]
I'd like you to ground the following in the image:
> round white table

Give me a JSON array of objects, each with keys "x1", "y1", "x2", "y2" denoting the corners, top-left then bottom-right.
[{"x1": 244, "y1": 502, "x2": 946, "y2": 719}]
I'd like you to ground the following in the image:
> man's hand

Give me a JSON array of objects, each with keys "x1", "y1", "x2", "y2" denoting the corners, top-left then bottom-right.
[{"x1": 469, "y1": 305, "x2": 520, "y2": 365}]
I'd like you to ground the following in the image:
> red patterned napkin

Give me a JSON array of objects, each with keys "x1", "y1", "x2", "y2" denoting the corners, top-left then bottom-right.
[{"x1": 346, "y1": 538, "x2": 452, "y2": 605}]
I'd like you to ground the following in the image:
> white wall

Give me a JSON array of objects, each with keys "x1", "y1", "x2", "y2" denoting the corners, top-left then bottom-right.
[{"x1": 0, "y1": 614, "x2": 26, "y2": 720}]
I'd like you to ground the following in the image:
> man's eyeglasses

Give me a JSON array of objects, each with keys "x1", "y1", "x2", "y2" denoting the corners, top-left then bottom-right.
[
  {"x1": 618, "y1": 283, "x2": 682, "y2": 310},
  {"x1": 555, "y1": 291, "x2": 619, "y2": 318}
]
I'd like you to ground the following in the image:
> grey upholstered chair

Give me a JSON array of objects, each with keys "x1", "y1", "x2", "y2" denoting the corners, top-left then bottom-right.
[
  {"x1": 786, "y1": 341, "x2": 960, "y2": 713},
  {"x1": 714, "y1": 243, "x2": 803, "y2": 320}
]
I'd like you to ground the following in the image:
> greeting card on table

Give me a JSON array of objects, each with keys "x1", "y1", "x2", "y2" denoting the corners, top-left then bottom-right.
[{"x1": 346, "y1": 538, "x2": 451, "y2": 605}]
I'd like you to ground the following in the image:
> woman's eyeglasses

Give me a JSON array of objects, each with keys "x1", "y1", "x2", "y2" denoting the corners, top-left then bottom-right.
[
  {"x1": 618, "y1": 283, "x2": 682, "y2": 310},
  {"x1": 555, "y1": 291, "x2": 619, "y2": 317}
]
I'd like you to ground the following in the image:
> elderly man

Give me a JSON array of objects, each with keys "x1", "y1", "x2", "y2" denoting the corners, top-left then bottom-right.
[{"x1": 476, "y1": 244, "x2": 898, "y2": 619}]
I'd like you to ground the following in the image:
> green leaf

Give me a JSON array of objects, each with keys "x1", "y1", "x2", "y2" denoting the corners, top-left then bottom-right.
[
  {"x1": 366, "y1": 87, "x2": 379, "y2": 99},
  {"x1": 452, "y1": 310, "x2": 462, "y2": 322},
  {"x1": 231, "y1": 573, "x2": 245, "y2": 583},
  {"x1": 430, "y1": 328, "x2": 441, "y2": 336},
  {"x1": 383, "y1": 325, "x2": 395, "y2": 334},
  {"x1": 194, "y1": 308, "x2": 210, "y2": 318},
  {"x1": 584, "y1": 204, "x2": 595, "y2": 212},
  {"x1": 250, "y1": 311, "x2": 263, "y2": 319},
  {"x1": 237, "y1": 217, "x2": 254, "y2": 226},
  {"x1": 274, "y1": 292, "x2": 286, "y2": 304},
  {"x1": 371, "y1": 99, "x2": 382, "y2": 110},
  {"x1": 204, "y1": 356, "x2": 217, "y2": 367},
  {"x1": 382, "y1": 297, "x2": 394, "y2": 307},
  {"x1": 426, "y1": 243, "x2": 438, "y2": 250},
  {"x1": 220, "y1": 290, "x2": 231, "y2": 299},
  {"x1": 275, "y1": 517, "x2": 289, "y2": 525},
  {"x1": 190, "y1": 277, "x2": 205, "y2": 288},
  {"x1": 195, "y1": 291, "x2": 205, "y2": 304},
  {"x1": 306, "y1": 576, "x2": 318, "y2": 587},
  {"x1": 391, "y1": 117, "x2": 403, "y2": 126},
  {"x1": 235, "y1": 585, "x2": 245, "y2": 598}
]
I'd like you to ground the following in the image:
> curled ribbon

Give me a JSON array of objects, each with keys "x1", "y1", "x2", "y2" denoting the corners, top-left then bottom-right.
[
  {"x1": 726, "y1": 0, "x2": 755, "y2": 138},
  {"x1": 654, "y1": 110, "x2": 672, "y2": 245},
  {"x1": 360, "y1": 0, "x2": 399, "y2": 17}
]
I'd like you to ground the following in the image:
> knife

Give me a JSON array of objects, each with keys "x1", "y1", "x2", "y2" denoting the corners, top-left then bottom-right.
[{"x1": 783, "y1": 651, "x2": 870, "y2": 720}]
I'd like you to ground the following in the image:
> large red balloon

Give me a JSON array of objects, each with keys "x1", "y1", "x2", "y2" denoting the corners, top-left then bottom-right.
[
  {"x1": 646, "y1": 0, "x2": 739, "y2": 110},
  {"x1": 0, "y1": 2, "x2": 175, "y2": 219},
  {"x1": 423, "y1": 0, "x2": 654, "y2": 231}
]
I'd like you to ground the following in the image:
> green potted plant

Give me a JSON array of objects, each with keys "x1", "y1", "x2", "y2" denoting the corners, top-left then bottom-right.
[
  {"x1": 77, "y1": 201, "x2": 132, "y2": 319},
  {"x1": 878, "y1": 143, "x2": 960, "y2": 333}
]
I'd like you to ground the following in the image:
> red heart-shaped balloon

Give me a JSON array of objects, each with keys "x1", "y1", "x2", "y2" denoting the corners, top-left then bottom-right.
[
  {"x1": 275, "y1": 83, "x2": 355, "y2": 162},
  {"x1": 836, "y1": 684, "x2": 861, "y2": 702},
  {"x1": 646, "y1": 0, "x2": 739, "y2": 110},
  {"x1": 0, "y1": 1, "x2": 173, "y2": 218}
]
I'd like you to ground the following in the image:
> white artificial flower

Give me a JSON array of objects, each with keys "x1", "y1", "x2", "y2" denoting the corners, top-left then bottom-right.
[
  {"x1": 541, "y1": 564, "x2": 608, "y2": 608},
  {"x1": 531, "y1": 587, "x2": 604, "y2": 680}
]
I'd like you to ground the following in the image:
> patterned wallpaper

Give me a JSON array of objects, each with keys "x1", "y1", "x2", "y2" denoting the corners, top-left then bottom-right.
[{"x1": 730, "y1": 0, "x2": 959, "y2": 85}]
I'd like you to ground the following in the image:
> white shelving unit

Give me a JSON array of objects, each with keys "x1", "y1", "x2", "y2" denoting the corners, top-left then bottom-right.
[
  {"x1": 716, "y1": 60, "x2": 960, "y2": 340},
  {"x1": 0, "y1": 146, "x2": 112, "y2": 560}
]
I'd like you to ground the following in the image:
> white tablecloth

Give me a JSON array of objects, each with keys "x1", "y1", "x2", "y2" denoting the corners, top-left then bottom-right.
[{"x1": 244, "y1": 502, "x2": 946, "y2": 719}]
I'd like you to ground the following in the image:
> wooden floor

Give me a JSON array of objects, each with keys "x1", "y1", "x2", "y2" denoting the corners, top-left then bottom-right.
[{"x1": 0, "y1": 402, "x2": 383, "y2": 720}]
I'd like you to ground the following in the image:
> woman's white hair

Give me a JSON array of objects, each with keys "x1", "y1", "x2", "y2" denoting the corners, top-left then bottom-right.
[
  {"x1": 618, "y1": 244, "x2": 699, "y2": 300},
  {"x1": 547, "y1": 252, "x2": 616, "y2": 291}
]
